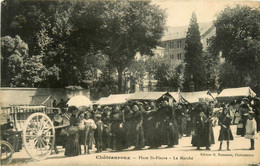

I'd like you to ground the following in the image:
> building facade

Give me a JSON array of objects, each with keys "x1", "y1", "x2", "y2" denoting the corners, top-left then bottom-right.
[{"x1": 161, "y1": 22, "x2": 216, "y2": 62}]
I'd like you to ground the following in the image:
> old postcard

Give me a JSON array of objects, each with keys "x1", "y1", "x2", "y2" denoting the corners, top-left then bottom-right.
[{"x1": 1, "y1": 0, "x2": 260, "y2": 165}]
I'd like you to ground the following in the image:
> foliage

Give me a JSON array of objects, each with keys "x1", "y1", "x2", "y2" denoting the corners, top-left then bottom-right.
[
  {"x1": 218, "y1": 61, "x2": 242, "y2": 89},
  {"x1": 100, "y1": 0, "x2": 166, "y2": 92},
  {"x1": 1, "y1": 0, "x2": 166, "y2": 91},
  {"x1": 145, "y1": 56, "x2": 185, "y2": 91},
  {"x1": 183, "y1": 12, "x2": 207, "y2": 91},
  {"x1": 211, "y1": 5, "x2": 260, "y2": 92},
  {"x1": 203, "y1": 48, "x2": 220, "y2": 90},
  {"x1": 1, "y1": 35, "x2": 28, "y2": 86}
]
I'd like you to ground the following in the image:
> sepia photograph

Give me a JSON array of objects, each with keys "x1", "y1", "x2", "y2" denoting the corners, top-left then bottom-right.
[{"x1": 0, "y1": 0, "x2": 260, "y2": 165}]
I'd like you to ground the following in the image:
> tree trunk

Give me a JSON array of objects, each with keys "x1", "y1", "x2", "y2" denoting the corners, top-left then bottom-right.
[{"x1": 117, "y1": 68, "x2": 123, "y2": 93}]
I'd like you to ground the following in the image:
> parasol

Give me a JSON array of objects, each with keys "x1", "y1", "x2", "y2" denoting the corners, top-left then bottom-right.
[{"x1": 67, "y1": 95, "x2": 92, "y2": 108}]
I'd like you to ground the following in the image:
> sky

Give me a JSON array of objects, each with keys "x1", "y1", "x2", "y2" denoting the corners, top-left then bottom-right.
[{"x1": 152, "y1": 0, "x2": 259, "y2": 27}]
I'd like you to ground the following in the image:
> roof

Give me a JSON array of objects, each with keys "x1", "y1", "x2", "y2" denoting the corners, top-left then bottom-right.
[
  {"x1": 180, "y1": 90, "x2": 214, "y2": 103},
  {"x1": 161, "y1": 22, "x2": 214, "y2": 41},
  {"x1": 128, "y1": 92, "x2": 167, "y2": 101},
  {"x1": 216, "y1": 87, "x2": 256, "y2": 102},
  {"x1": 96, "y1": 94, "x2": 134, "y2": 105},
  {"x1": 168, "y1": 92, "x2": 182, "y2": 103},
  {"x1": 95, "y1": 97, "x2": 108, "y2": 105},
  {"x1": 211, "y1": 93, "x2": 218, "y2": 99}
]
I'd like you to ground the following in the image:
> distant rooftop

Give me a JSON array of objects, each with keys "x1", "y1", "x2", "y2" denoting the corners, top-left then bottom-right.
[{"x1": 161, "y1": 22, "x2": 214, "y2": 41}]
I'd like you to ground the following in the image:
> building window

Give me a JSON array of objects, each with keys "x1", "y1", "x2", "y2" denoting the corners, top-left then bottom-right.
[
  {"x1": 169, "y1": 42, "x2": 174, "y2": 49},
  {"x1": 177, "y1": 41, "x2": 182, "y2": 48},
  {"x1": 177, "y1": 53, "x2": 182, "y2": 60},
  {"x1": 170, "y1": 54, "x2": 174, "y2": 60},
  {"x1": 164, "y1": 43, "x2": 167, "y2": 48}
]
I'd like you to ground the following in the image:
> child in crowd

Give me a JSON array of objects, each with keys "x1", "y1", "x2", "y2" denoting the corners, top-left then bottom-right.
[
  {"x1": 245, "y1": 110, "x2": 257, "y2": 150},
  {"x1": 218, "y1": 106, "x2": 233, "y2": 151}
]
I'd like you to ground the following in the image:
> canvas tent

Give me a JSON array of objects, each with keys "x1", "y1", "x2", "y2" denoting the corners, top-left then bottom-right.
[
  {"x1": 127, "y1": 92, "x2": 169, "y2": 101},
  {"x1": 95, "y1": 97, "x2": 109, "y2": 105},
  {"x1": 96, "y1": 94, "x2": 133, "y2": 105},
  {"x1": 216, "y1": 87, "x2": 256, "y2": 102},
  {"x1": 168, "y1": 92, "x2": 184, "y2": 103},
  {"x1": 180, "y1": 90, "x2": 215, "y2": 103}
]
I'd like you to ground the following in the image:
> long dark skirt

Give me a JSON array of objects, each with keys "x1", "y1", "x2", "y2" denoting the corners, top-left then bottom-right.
[
  {"x1": 65, "y1": 133, "x2": 81, "y2": 157},
  {"x1": 144, "y1": 119, "x2": 156, "y2": 146},
  {"x1": 154, "y1": 121, "x2": 168, "y2": 146},
  {"x1": 134, "y1": 124, "x2": 144, "y2": 149},
  {"x1": 167, "y1": 121, "x2": 179, "y2": 146},
  {"x1": 218, "y1": 127, "x2": 233, "y2": 141},
  {"x1": 185, "y1": 120, "x2": 192, "y2": 136},
  {"x1": 102, "y1": 125, "x2": 112, "y2": 149},
  {"x1": 192, "y1": 123, "x2": 215, "y2": 147},
  {"x1": 111, "y1": 123, "x2": 126, "y2": 150}
]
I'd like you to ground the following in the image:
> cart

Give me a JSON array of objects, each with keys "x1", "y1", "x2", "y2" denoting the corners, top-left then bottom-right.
[{"x1": 0, "y1": 105, "x2": 68, "y2": 164}]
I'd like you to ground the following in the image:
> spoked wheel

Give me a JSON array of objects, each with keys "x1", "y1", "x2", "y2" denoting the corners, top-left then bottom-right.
[
  {"x1": 23, "y1": 113, "x2": 55, "y2": 160},
  {"x1": 0, "y1": 140, "x2": 14, "y2": 165}
]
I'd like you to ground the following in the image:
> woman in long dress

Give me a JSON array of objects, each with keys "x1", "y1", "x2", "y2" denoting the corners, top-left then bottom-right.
[{"x1": 65, "y1": 106, "x2": 81, "y2": 157}]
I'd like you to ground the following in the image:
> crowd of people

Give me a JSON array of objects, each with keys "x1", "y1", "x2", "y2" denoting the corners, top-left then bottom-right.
[{"x1": 52, "y1": 96, "x2": 260, "y2": 157}]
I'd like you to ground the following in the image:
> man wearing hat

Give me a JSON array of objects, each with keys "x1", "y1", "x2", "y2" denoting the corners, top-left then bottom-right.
[{"x1": 238, "y1": 97, "x2": 252, "y2": 136}]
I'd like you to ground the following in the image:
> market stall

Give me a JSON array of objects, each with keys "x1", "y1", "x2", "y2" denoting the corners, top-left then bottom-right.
[{"x1": 216, "y1": 87, "x2": 256, "y2": 102}]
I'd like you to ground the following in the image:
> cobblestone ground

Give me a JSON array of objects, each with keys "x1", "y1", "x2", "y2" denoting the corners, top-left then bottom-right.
[{"x1": 9, "y1": 125, "x2": 260, "y2": 166}]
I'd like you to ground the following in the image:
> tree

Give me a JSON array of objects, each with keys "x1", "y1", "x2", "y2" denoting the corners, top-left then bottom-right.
[
  {"x1": 1, "y1": 1, "x2": 108, "y2": 88},
  {"x1": 145, "y1": 56, "x2": 185, "y2": 91},
  {"x1": 211, "y1": 5, "x2": 260, "y2": 93},
  {"x1": 1, "y1": 35, "x2": 28, "y2": 87},
  {"x1": 183, "y1": 12, "x2": 206, "y2": 91},
  {"x1": 1, "y1": 0, "x2": 166, "y2": 91},
  {"x1": 218, "y1": 61, "x2": 241, "y2": 89},
  {"x1": 101, "y1": 0, "x2": 166, "y2": 93},
  {"x1": 204, "y1": 45, "x2": 220, "y2": 90}
]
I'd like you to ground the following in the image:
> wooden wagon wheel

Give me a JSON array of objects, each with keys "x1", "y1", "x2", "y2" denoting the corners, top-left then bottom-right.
[
  {"x1": 0, "y1": 140, "x2": 14, "y2": 165},
  {"x1": 22, "y1": 113, "x2": 55, "y2": 160}
]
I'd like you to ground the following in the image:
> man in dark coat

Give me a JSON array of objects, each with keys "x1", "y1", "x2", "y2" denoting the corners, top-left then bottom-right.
[{"x1": 192, "y1": 99, "x2": 215, "y2": 150}]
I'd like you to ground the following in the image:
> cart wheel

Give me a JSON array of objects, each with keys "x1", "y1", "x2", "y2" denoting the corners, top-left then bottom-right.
[
  {"x1": 23, "y1": 113, "x2": 55, "y2": 160},
  {"x1": 0, "y1": 140, "x2": 14, "y2": 165}
]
